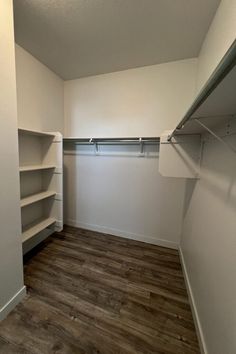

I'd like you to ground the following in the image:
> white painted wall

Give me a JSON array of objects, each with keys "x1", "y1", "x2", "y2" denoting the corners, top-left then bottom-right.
[
  {"x1": 181, "y1": 134, "x2": 236, "y2": 354},
  {"x1": 64, "y1": 59, "x2": 197, "y2": 138},
  {"x1": 12, "y1": 4, "x2": 236, "y2": 352},
  {"x1": 15, "y1": 44, "x2": 64, "y2": 133},
  {"x1": 63, "y1": 59, "x2": 197, "y2": 246},
  {"x1": 64, "y1": 144, "x2": 186, "y2": 248},
  {"x1": 0, "y1": 0, "x2": 25, "y2": 320},
  {"x1": 180, "y1": 1, "x2": 236, "y2": 353},
  {"x1": 197, "y1": 0, "x2": 236, "y2": 91}
]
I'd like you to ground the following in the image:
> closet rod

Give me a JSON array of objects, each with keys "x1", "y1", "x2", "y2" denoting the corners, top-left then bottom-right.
[
  {"x1": 168, "y1": 38, "x2": 236, "y2": 141},
  {"x1": 63, "y1": 137, "x2": 160, "y2": 145}
]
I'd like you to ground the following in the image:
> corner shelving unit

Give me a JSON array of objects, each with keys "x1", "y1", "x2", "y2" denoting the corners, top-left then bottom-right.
[
  {"x1": 159, "y1": 39, "x2": 236, "y2": 178},
  {"x1": 18, "y1": 127, "x2": 63, "y2": 254}
]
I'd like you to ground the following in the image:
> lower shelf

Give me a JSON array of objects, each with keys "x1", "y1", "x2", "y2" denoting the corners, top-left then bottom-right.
[{"x1": 22, "y1": 217, "x2": 56, "y2": 243}]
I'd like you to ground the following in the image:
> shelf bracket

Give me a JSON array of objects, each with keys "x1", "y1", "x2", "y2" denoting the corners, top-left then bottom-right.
[
  {"x1": 90, "y1": 138, "x2": 98, "y2": 155},
  {"x1": 139, "y1": 138, "x2": 144, "y2": 156},
  {"x1": 194, "y1": 119, "x2": 236, "y2": 154}
]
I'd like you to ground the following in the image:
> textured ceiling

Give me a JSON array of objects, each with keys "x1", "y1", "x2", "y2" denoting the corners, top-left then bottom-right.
[{"x1": 13, "y1": 0, "x2": 221, "y2": 80}]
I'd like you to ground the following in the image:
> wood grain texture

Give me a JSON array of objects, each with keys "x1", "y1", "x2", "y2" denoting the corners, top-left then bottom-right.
[{"x1": 0, "y1": 226, "x2": 200, "y2": 354}]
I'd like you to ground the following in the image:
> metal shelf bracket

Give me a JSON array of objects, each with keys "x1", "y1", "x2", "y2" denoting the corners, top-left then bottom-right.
[{"x1": 194, "y1": 119, "x2": 236, "y2": 154}]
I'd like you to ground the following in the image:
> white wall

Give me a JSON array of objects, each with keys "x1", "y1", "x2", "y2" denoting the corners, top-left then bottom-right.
[
  {"x1": 15, "y1": 44, "x2": 64, "y2": 133},
  {"x1": 197, "y1": 0, "x2": 236, "y2": 91},
  {"x1": 0, "y1": 0, "x2": 25, "y2": 320},
  {"x1": 11, "y1": 4, "x2": 236, "y2": 352},
  {"x1": 64, "y1": 145, "x2": 186, "y2": 248},
  {"x1": 181, "y1": 134, "x2": 236, "y2": 354},
  {"x1": 180, "y1": 1, "x2": 236, "y2": 353},
  {"x1": 64, "y1": 59, "x2": 197, "y2": 138},
  {"x1": 63, "y1": 58, "x2": 197, "y2": 246}
]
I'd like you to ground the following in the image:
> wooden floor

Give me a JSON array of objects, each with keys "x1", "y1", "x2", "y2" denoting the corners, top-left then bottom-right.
[{"x1": 0, "y1": 226, "x2": 200, "y2": 354}]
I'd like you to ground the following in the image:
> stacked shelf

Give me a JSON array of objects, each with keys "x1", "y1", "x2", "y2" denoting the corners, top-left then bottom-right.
[
  {"x1": 18, "y1": 127, "x2": 63, "y2": 253},
  {"x1": 20, "y1": 190, "x2": 56, "y2": 208},
  {"x1": 19, "y1": 165, "x2": 56, "y2": 172},
  {"x1": 18, "y1": 127, "x2": 55, "y2": 137},
  {"x1": 22, "y1": 217, "x2": 56, "y2": 243}
]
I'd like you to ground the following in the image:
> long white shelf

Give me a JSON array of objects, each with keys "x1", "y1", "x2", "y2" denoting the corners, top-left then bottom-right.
[
  {"x1": 19, "y1": 164, "x2": 56, "y2": 172},
  {"x1": 18, "y1": 127, "x2": 55, "y2": 137},
  {"x1": 21, "y1": 191, "x2": 56, "y2": 208},
  {"x1": 22, "y1": 217, "x2": 56, "y2": 243},
  {"x1": 169, "y1": 39, "x2": 236, "y2": 139}
]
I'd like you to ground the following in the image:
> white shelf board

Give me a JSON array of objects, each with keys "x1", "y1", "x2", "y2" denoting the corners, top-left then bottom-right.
[
  {"x1": 192, "y1": 63, "x2": 236, "y2": 119},
  {"x1": 22, "y1": 217, "x2": 56, "y2": 243},
  {"x1": 170, "y1": 40, "x2": 236, "y2": 139},
  {"x1": 21, "y1": 191, "x2": 56, "y2": 208},
  {"x1": 19, "y1": 165, "x2": 56, "y2": 172},
  {"x1": 175, "y1": 115, "x2": 234, "y2": 135},
  {"x1": 175, "y1": 63, "x2": 236, "y2": 136},
  {"x1": 18, "y1": 127, "x2": 55, "y2": 137}
]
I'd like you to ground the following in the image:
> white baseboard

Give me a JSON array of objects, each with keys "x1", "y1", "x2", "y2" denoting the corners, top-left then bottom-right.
[
  {"x1": 179, "y1": 246, "x2": 207, "y2": 354},
  {"x1": 0, "y1": 286, "x2": 26, "y2": 321},
  {"x1": 65, "y1": 219, "x2": 178, "y2": 250}
]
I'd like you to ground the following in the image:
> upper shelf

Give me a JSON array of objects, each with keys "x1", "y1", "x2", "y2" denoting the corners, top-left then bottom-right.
[
  {"x1": 170, "y1": 39, "x2": 236, "y2": 138},
  {"x1": 18, "y1": 127, "x2": 55, "y2": 138}
]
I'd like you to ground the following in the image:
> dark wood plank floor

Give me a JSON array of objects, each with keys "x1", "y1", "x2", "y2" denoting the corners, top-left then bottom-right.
[{"x1": 0, "y1": 226, "x2": 200, "y2": 354}]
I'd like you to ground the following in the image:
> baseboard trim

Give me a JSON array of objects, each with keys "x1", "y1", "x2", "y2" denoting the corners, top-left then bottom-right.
[
  {"x1": 179, "y1": 246, "x2": 207, "y2": 354},
  {"x1": 65, "y1": 219, "x2": 178, "y2": 250},
  {"x1": 0, "y1": 286, "x2": 26, "y2": 321}
]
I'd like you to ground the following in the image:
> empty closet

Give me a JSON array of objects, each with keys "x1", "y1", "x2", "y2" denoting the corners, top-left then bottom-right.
[{"x1": 0, "y1": 1, "x2": 236, "y2": 354}]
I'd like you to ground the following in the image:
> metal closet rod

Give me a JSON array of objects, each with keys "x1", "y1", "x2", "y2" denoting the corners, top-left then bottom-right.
[
  {"x1": 63, "y1": 137, "x2": 160, "y2": 144},
  {"x1": 168, "y1": 38, "x2": 236, "y2": 141}
]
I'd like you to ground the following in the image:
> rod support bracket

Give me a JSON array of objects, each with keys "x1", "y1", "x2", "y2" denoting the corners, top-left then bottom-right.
[{"x1": 194, "y1": 119, "x2": 236, "y2": 154}]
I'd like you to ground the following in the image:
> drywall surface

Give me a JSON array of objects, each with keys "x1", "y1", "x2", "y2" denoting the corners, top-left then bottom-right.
[
  {"x1": 63, "y1": 59, "x2": 196, "y2": 245},
  {"x1": 197, "y1": 0, "x2": 236, "y2": 91},
  {"x1": 180, "y1": 134, "x2": 236, "y2": 354},
  {"x1": 180, "y1": 2, "x2": 236, "y2": 352},
  {"x1": 15, "y1": 44, "x2": 64, "y2": 133},
  {"x1": 64, "y1": 144, "x2": 186, "y2": 248},
  {"x1": 64, "y1": 58, "x2": 197, "y2": 138},
  {"x1": 0, "y1": 0, "x2": 25, "y2": 319}
]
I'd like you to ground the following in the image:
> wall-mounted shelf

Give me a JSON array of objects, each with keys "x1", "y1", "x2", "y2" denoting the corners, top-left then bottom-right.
[
  {"x1": 159, "y1": 39, "x2": 236, "y2": 178},
  {"x1": 18, "y1": 127, "x2": 55, "y2": 138},
  {"x1": 20, "y1": 190, "x2": 56, "y2": 208},
  {"x1": 18, "y1": 128, "x2": 63, "y2": 253},
  {"x1": 168, "y1": 39, "x2": 236, "y2": 139},
  {"x1": 19, "y1": 165, "x2": 56, "y2": 172},
  {"x1": 22, "y1": 217, "x2": 56, "y2": 243}
]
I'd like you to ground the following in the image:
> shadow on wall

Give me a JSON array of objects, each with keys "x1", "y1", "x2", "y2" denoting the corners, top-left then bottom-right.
[
  {"x1": 199, "y1": 136, "x2": 236, "y2": 211},
  {"x1": 182, "y1": 179, "x2": 197, "y2": 219},
  {"x1": 63, "y1": 161, "x2": 81, "y2": 224},
  {"x1": 181, "y1": 134, "x2": 236, "y2": 222},
  {"x1": 63, "y1": 163, "x2": 69, "y2": 223}
]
